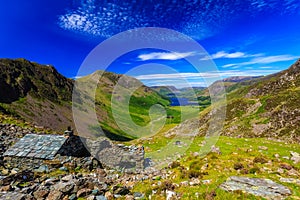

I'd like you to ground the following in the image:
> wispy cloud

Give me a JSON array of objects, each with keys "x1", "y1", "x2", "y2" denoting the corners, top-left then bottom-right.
[
  {"x1": 250, "y1": 55, "x2": 299, "y2": 64},
  {"x1": 201, "y1": 51, "x2": 262, "y2": 60},
  {"x1": 138, "y1": 51, "x2": 197, "y2": 61},
  {"x1": 135, "y1": 70, "x2": 279, "y2": 80},
  {"x1": 58, "y1": 0, "x2": 300, "y2": 39},
  {"x1": 222, "y1": 54, "x2": 299, "y2": 68},
  {"x1": 136, "y1": 69, "x2": 280, "y2": 87}
]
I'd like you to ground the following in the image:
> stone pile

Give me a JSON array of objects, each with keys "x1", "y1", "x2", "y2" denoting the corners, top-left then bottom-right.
[{"x1": 0, "y1": 168, "x2": 155, "y2": 200}]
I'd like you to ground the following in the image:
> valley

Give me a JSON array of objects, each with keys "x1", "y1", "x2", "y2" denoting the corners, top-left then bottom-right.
[{"x1": 0, "y1": 58, "x2": 300, "y2": 199}]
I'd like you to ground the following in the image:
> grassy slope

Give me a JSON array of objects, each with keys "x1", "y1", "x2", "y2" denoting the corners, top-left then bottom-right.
[{"x1": 133, "y1": 136, "x2": 300, "y2": 199}]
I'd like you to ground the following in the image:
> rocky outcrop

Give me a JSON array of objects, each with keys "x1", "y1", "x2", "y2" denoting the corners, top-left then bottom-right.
[{"x1": 0, "y1": 58, "x2": 73, "y2": 104}]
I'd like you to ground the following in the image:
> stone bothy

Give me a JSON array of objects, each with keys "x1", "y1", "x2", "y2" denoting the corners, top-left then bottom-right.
[
  {"x1": 3, "y1": 133, "x2": 91, "y2": 170},
  {"x1": 3, "y1": 133, "x2": 145, "y2": 172}
]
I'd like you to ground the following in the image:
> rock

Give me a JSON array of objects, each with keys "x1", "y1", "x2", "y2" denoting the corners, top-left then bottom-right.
[
  {"x1": 290, "y1": 151, "x2": 300, "y2": 164},
  {"x1": 0, "y1": 185, "x2": 12, "y2": 192},
  {"x1": 193, "y1": 152, "x2": 199, "y2": 157},
  {"x1": 87, "y1": 196, "x2": 96, "y2": 200},
  {"x1": 280, "y1": 163, "x2": 293, "y2": 170},
  {"x1": 202, "y1": 179, "x2": 212, "y2": 185},
  {"x1": 92, "y1": 189, "x2": 100, "y2": 195},
  {"x1": 201, "y1": 163, "x2": 208, "y2": 171},
  {"x1": 34, "y1": 165, "x2": 49, "y2": 173},
  {"x1": 280, "y1": 177, "x2": 300, "y2": 185},
  {"x1": 11, "y1": 168, "x2": 19, "y2": 174},
  {"x1": 220, "y1": 176, "x2": 292, "y2": 199},
  {"x1": 114, "y1": 194, "x2": 122, "y2": 198},
  {"x1": 211, "y1": 145, "x2": 221, "y2": 154},
  {"x1": 258, "y1": 146, "x2": 268, "y2": 150},
  {"x1": 189, "y1": 178, "x2": 201, "y2": 186},
  {"x1": 287, "y1": 169, "x2": 300, "y2": 177},
  {"x1": 68, "y1": 194, "x2": 77, "y2": 200},
  {"x1": 133, "y1": 192, "x2": 144, "y2": 199},
  {"x1": 282, "y1": 156, "x2": 290, "y2": 160},
  {"x1": 77, "y1": 188, "x2": 92, "y2": 198},
  {"x1": 96, "y1": 195, "x2": 107, "y2": 200},
  {"x1": 44, "y1": 178, "x2": 59, "y2": 186},
  {"x1": 54, "y1": 182, "x2": 75, "y2": 194},
  {"x1": 114, "y1": 186, "x2": 130, "y2": 195},
  {"x1": 59, "y1": 166, "x2": 69, "y2": 171},
  {"x1": 0, "y1": 192, "x2": 33, "y2": 200},
  {"x1": 180, "y1": 181, "x2": 189, "y2": 186},
  {"x1": 47, "y1": 190, "x2": 64, "y2": 200},
  {"x1": 166, "y1": 190, "x2": 176, "y2": 200},
  {"x1": 105, "y1": 191, "x2": 113, "y2": 200},
  {"x1": 33, "y1": 188, "x2": 50, "y2": 199},
  {"x1": 62, "y1": 174, "x2": 74, "y2": 182},
  {"x1": 1, "y1": 169, "x2": 9, "y2": 175},
  {"x1": 277, "y1": 168, "x2": 285, "y2": 174},
  {"x1": 125, "y1": 195, "x2": 134, "y2": 200}
]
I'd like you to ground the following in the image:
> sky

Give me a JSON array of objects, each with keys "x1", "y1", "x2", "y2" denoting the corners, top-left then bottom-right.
[{"x1": 0, "y1": 0, "x2": 300, "y2": 88}]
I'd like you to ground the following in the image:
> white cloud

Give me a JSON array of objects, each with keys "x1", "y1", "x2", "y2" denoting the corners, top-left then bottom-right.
[
  {"x1": 138, "y1": 52, "x2": 197, "y2": 61},
  {"x1": 222, "y1": 54, "x2": 299, "y2": 68},
  {"x1": 251, "y1": 55, "x2": 299, "y2": 64},
  {"x1": 201, "y1": 51, "x2": 262, "y2": 60}
]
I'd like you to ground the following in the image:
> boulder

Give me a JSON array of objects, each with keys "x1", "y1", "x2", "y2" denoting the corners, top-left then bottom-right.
[
  {"x1": 33, "y1": 188, "x2": 50, "y2": 199},
  {"x1": 77, "y1": 188, "x2": 92, "y2": 198},
  {"x1": 96, "y1": 195, "x2": 107, "y2": 200},
  {"x1": 220, "y1": 176, "x2": 291, "y2": 199},
  {"x1": 53, "y1": 182, "x2": 75, "y2": 194},
  {"x1": 47, "y1": 190, "x2": 64, "y2": 200},
  {"x1": 290, "y1": 151, "x2": 300, "y2": 164}
]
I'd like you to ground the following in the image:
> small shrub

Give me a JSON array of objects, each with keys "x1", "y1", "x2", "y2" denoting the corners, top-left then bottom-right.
[
  {"x1": 249, "y1": 167, "x2": 260, "y2": 174},
  {"x1": 189, "y1": 160, "x2": 202, "y2": 170},
  {"x1": 253, "y1": 156, "x2": 268, "y2": 164},
  {"x1": 240, "y1": 168, "x2": 249, "y2": 174},
  {"x1": 169, "y1": 161, "x2": 181, "y2": 169},
  {"x1": 205, "y1": 190, "x2": 216, "y2": 200},
  {"x1": 161, "y1": 180, "x2": 175, "y2": 191},
  {"x1": 188, "y1": 170, "x2": 202, "y2": 179},
  {"x1": 234, "y1": 162, "x2": 244, "y2": 170}
]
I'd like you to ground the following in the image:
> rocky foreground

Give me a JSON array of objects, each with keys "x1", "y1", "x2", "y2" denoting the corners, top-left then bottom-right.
[{"x1": 1, "y1": 123, "x2": 300, "y2": 200}]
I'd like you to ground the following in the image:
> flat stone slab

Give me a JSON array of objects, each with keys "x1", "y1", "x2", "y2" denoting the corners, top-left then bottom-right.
[
  {"x1": 220, "y1": 176, "x2": 291, "y2": 199},
  {"x1": 3, "y1": 134, "x2": 66, "y2": 159},
  {"x1": 0, "y1": 192, "x2": 30, "y2": 200}
]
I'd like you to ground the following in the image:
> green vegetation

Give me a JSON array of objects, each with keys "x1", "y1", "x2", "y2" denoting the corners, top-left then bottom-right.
[{"x1": 132, "y1": 136, "x2": 300, "y2": 199}]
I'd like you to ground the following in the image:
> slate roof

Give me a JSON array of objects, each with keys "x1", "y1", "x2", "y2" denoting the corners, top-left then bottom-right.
[{"x1": 3, "y1": 134, "x2": 67, "y2": 160}]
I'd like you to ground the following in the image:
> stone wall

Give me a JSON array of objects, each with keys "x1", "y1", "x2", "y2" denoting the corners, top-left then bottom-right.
[
  {"x1": 86, "y1": 138, "x2": 145, "y2": 172},
  {"x1": 57, "y1": 135, "x2": 91, "y2": 157},
  {"x1": 3, "y1": 156, "x2": 43, "y2": 170}
]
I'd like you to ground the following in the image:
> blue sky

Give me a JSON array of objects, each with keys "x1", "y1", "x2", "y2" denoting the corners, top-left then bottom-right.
[{"x1": 0, "y1": 0, "x2": 300, "y2": 87}]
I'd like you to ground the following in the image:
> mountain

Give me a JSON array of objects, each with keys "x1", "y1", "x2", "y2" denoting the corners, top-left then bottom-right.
[
  {"x1": 0, "y1": 58, "x2": 73, "y2": 131},
  {"x1": 0, "y1": 58, "x2": 172, "y2": 140},
  {"x1": 200, "y1": 76, "x2": 263, "y2": 97},
  {"x1": 74, "y1": 70, "x2": 171, "y2": 140},
  {"x1": 193, "y1": 59, "x2": 300, "y2": 141},
  {"x1": 151, "y1": 86, "x2": 207, "y2": 106}
]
